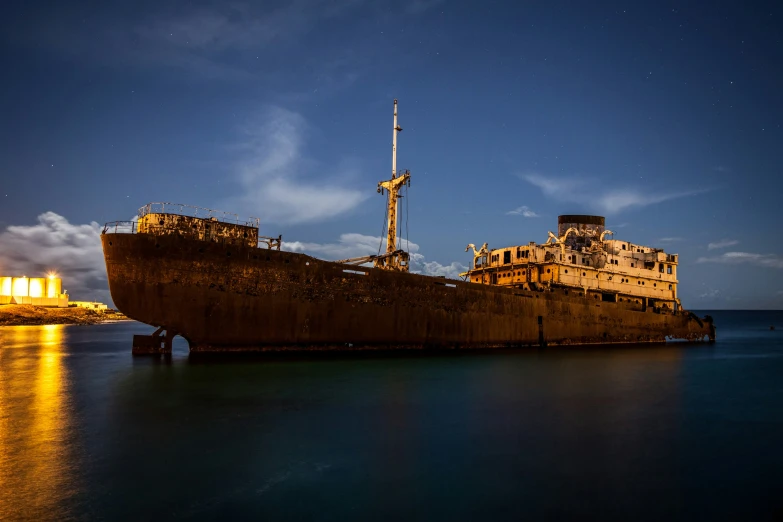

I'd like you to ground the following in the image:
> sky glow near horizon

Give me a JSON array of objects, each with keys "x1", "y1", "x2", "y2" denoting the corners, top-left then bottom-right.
[{"x1": 0, "y1": 0, "x2": 781, "y2": 308}]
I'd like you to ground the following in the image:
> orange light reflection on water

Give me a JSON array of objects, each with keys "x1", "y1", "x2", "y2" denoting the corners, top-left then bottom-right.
[{"x1": 0, "y1": 325, "x2": 77, "y2": 520}]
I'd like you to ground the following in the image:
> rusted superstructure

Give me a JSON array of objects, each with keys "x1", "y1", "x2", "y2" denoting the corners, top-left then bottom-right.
[
  {"x1": 100, "y1": 101, "x2": 714, "y2": 354},
  {"x1": 464, "y1": 214, "x2": 683, "y2": 313}
]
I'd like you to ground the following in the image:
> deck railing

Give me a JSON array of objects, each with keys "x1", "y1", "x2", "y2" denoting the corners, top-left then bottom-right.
[
  {"x1": 137, "y1": 203, "x2": 260, "y2": 228},
  {"x1": 101, "y1": 220, "x2": 282, "y2": 250}
]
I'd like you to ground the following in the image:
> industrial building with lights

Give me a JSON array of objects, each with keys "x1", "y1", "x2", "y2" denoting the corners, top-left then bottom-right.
[{"x1": 0, "y1": 275, "x2": 69, "y2": 307}]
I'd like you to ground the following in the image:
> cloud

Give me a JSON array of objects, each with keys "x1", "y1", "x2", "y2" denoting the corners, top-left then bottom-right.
[
  {"x1": 409, "y1": 254, "x2": 468, "y2": 279},
  {"x1": 506, "y1": 205, "x2": 539, "y2": 218},
  {"x1": 658, "y1": 237, "x2": 683, "y2": 243},
  {"x1": 10, "y1": 1, "x2": 366, "y2": 82},
  {"x1": 283, "y1": 233, "x2": 386, "y2": 260},
  {"x1": 696, "y1": 252, "x2": 783, "y2": 269},
  {"x1": 223, "y1": 106, "x2": 368, "y2": 225},
  {"x1": 707, "y1": 239, "x2": 739, "y2": 250},
  {"x1": 283, "y1": 233, "x2": 467, "y2": 278},
  {"x1": 521, "y1": 173, "x2": 709, "y2": 214},
  {"x1": 699, "y1": 288, "x2": 720, "y2": 299},
  {"x1": 0, "y1": 212, "x2": 110, "y2": 304}
]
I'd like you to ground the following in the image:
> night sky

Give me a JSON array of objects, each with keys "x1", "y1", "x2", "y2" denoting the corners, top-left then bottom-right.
[{"x1": 1, "y1": 1, "x2": 781, "y2": 308}]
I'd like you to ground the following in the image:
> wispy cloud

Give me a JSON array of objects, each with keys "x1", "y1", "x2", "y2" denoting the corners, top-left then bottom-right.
[
  {"x1": 223, "y1": 106, "x2": 367, "y2": 225},
  {"x1": 658, "y1": 237, "x2": 683, "y2": 243},
  {"x1": 708, "y1": 239, "x2": 739, "y2": 250},
  {"x1": 699, "y1": 288, "x2": 720, "y2": 299},
  {"x1": 283, "y1": 233, "x2": 467, "y2": 278},
  {"x1": 696, "y1": 252, "x2": 783, "y2": 269},
  {"x1": 0, "y1": 213, "x2": 110, "y2": 303},
  {"x1": 521, "y1": 173, "x2": 709, "y2": 214},
  {"x1": 506, "y1": 205, "x2": 539, "y2": 217}
]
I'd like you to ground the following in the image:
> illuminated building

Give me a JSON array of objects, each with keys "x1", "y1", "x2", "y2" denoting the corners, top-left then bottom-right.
[{"x1": 0, "y1": 274, "x2": 69, "y2": 307}]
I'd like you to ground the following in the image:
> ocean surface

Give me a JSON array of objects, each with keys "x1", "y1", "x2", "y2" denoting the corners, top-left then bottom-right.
[{"x1": 1, "y1": 310, "x2": 782, "y2": 521}]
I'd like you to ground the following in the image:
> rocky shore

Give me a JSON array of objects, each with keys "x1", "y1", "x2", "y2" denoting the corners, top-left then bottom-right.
[{"x1": 0, "y1": 304, "x2": 129, "y2": 326}]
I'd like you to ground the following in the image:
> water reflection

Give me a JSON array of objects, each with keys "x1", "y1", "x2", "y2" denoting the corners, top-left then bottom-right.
[{"x1": 0, "y1": 325, "x2": 78, "y2": 521}]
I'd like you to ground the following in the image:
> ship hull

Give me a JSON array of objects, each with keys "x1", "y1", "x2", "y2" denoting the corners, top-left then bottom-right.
[{"x1": 101, "y1": 234, "x2": 714, "y2": 352}]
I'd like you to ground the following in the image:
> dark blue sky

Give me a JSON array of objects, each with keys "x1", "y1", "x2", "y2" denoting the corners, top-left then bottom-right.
[{"x1": 1, "y1": 0, "x2": 781, "y2": 307}]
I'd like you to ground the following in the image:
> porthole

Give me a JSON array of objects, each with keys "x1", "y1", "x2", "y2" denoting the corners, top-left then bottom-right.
[
  {"x1": 108, "y1": 241, "x2": 112, "y2": 246},
  {"x1": 582, "y1": 272, "x2": 586, "y2": 276},
  {"x1": 653, "y1": 283, "x2": 656, "y2": 287},
  {"x1": 564, "y1": 269, "x2": 568, "y2": 274},
  {"x1": 547, "y1": 269, "x2": 551, "y2": 273}
]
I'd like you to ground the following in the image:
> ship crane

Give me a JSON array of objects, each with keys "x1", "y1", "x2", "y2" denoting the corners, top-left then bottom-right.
[{"x1": 545, "y1": 227, "x2": 580, "y2": 254}]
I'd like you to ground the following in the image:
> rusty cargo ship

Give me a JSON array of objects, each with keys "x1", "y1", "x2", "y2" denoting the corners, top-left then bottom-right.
[{"x1": 100, "y1": 101, "x2": 714, "y2": 353}]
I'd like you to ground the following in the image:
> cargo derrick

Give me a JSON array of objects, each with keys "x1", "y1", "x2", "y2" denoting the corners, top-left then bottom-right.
[
  {"x1": 464, "y1": 215, "x2": 682, "y2": 313},
  {"x1": 338, "y1": 99, "x2": 411, "y2": 272}
]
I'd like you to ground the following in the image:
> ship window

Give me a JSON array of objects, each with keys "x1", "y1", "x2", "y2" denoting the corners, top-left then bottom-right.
[
  {"x1": 547, "y1": 269, "x2": 551, "y2": 273},
  {"x1": 654, "y1": 283, "x2": 656, "y2": 287},
  {"x1": 669, "y1": 284, "x2": 673, "y2": 290},
  {"x1": 659, "y1": 264, "x2": 664, "y2": 273},
  {"x1": 504, "y1": 251, "x2": 511, "y2": 264},
  {"x1": 631, "y1": 263, "x2": 635, "y2": 268},
  {"x1": 667, "y1": 265, "x2": 672, "y2": 274},
  {"x1": 642, "y1": 281, "x2": 645, "y2": 285},
  {"x1": 564, "y1": 269, "x2": 568, "y2": 274},
  {"x1": 622, "y1": 244, "x2": 626, "y2": 250},
  {"x1": 582, "y1": 272, "x2": 586, "y2": 276}
]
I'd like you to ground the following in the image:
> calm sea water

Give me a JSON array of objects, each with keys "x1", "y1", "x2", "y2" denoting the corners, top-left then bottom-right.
[{"x1": 1, "y1": 310, "x2": 782, "y2": 521}]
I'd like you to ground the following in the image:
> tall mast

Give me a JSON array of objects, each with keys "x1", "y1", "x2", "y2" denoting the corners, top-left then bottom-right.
[
  {"x1": 375, "y1": 99, "x2": 411, "y2": 271},
  {"x1": 392, "y1": 99, "x2": 399, "y2": 180}
]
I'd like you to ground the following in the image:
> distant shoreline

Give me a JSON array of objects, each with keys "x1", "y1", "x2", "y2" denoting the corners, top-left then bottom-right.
[{"x1": 0, "y1": 304, "x2": 130, "y2": 326}]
